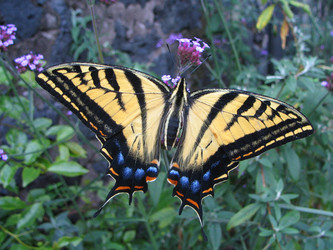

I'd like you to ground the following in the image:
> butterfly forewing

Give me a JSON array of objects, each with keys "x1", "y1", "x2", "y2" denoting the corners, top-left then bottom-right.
[{"x1": 36, "y1": 63, "x2": 170, "y2": 210}]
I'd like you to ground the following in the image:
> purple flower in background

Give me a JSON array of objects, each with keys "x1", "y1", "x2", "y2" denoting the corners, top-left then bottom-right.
[
  {"x1": 330, "y1": 56, "x2": 333, "y2": 64},
  {"x1": 100, "y1": 0, "x2": 117, "y2": 4},
  {"x1": 0, "y1": 149, "x2": 8, "y2": 161},
  {"x1": 0, "y1": 24, "x2": 17, "y2": 51},
  {"x1": 321, "y1": 81, "x2": 329, "y2": 88},
  {"x1": 260, "y1": 49, "x2": 268, "y2": 56},
  {"x1": 156, "y1": 33, "x2": 183, "y2": 48},
  {"x1": 14, "y1": 52, "x2": 44, "y2": 73},
  {"x1": 330, "y1": 30, "x2": 333, "y2": 37},
  {"x1": 320, "y1": 45, "x2": 325, "y2": 50}
]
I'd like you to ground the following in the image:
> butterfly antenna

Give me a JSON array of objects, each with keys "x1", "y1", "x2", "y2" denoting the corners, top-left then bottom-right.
[
  {"x1": 188, "y1": 54, "x2": 211, "y2": 77},
  {"x1": 166, "y1": 43, "x2": 180, "y2": 77}
]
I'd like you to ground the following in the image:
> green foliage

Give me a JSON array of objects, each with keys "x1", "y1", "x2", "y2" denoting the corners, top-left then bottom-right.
[{"x1": 1, "y1": 0, "x2": 333, "y2": 249}]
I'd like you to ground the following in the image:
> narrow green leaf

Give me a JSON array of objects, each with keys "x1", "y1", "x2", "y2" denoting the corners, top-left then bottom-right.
[
  {"x1": 0, "y1": 197, "x2": 26, "y2": 210},
  {"x1": 284, "y1": 147, "x2": 300, "y2": 181},
  {"x1": 48, "y1": 161, "x2": 88, "y2": 177},
  {"x1": 227, "y1": 203, "x2": 261, "y2": 230},
  {"x1": 290, "y1": 1, "x2": 311, "y2": 15},
  {"x1": 279, "y1": 210, "x2": 300, "y2": 230},
  {"x1": 17, "y1": 203, "x2": 44, "y2": 229},
  {"x1": 281, "y1": 227, "x2": 300, "y2": 234},
  {"x1": 281, "y1": 0, "x2": 294, "y2": 18},
  {"x1": 208, "y1": 223, "x2": 222, "y2": 250},
  {"x1": 256, "y1": 4, "x2": 275, "y2": 31},
  {"x1": 22, "y1": 167, "x2": 41, "y2": 187}
]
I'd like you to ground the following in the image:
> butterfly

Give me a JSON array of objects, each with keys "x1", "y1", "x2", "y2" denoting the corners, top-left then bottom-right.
[{"x1": 36, "y1": 62, "x2": 313, "y2": 229}]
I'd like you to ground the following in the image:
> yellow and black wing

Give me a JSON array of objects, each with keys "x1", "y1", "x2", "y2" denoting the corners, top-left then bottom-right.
[
  {"x1": 36, "y1": 63, "x2": 171, "y2": 213},
  {"x1": 167, "y1": 88, "x2": 314, "y2": 223}
]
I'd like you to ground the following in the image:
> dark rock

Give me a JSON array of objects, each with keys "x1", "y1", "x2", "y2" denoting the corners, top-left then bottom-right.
[{"x1": 0, "y1": 0, "x2": 43, "y2": 41}]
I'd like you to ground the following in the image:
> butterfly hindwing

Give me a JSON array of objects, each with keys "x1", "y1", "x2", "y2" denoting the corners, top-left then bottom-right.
[
  {"x1": 168, "y1": 88, "x2": 313, "y2": 222},
  {"x1": 36, "y1": 63, "x2": 171, "y2": 211}
]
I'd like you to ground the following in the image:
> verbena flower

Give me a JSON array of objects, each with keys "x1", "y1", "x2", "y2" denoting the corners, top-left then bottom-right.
[
  {"x1": 14, "y1": 52, "x2": 44, "y2": 73},
  {"x1": 321, "y1": 73, "x2": 333, "y2": 92},
  {"x1": 161, "y1": 37, "x2": 210, "y2": 88},
  {"x1": 0, "y1": 24, "x2": 17, "y2": 51},
  {"x1": 0, "y1": 149, "x2": 8, "y2": 161},
  {"x1": 177, "y1": 37, "x2": 209, "y2": 71},
  {"x1": 330, "y1": 30, "x2": 333, "y2": 37}
]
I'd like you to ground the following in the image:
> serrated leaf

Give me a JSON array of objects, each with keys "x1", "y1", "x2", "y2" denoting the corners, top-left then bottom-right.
[
  {"x1": 17, "y1": 203, "x2": 44, "y2": 229},
  {"x1": 227, "y1": 203, "x2": 261, "y2": 230},
  {"x1": 0, "y1": 197, "x2": 26, "y2": 210},
  {"x1": 279, "y1": 210, "x2": 300, "y2": 230},
  {"x1": 256, "y1": 4, "x2": 275, "y2": 31},
  {"x1": 22, "y1": 167, "x2": 41, "y2": 187},
  {"x1": 48, "y1": 161, "x2": 88, "y2": 177},
  {"x1": 24, "y1": 140, "x2": 44, "y2": 164}
]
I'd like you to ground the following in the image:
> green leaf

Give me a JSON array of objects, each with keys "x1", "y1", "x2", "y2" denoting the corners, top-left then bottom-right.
[
  {"x1": 57, "y1": 236, "x2": 82, "y2": 248},
  {"x1": 33, "y1": 118, "x2": 52, "y2": 131},
  {"x1": 259, "y1": 227, "x2": 274, "y2": 237},
  {"x1": 22, "y1": 167, "x2": 41, "y2": 187},
  {"x1": 17, "y1": 203, "x2": 44, "y2": 229},
  {"x1": 284, "y1": 147, "x2": 300, "y2": 181},
  {"x1": 0, "y1": 197, "x2": 26, "y2": 210},
  {"x1": 256, "y1": 4, "x2": 275, "y2": 31},
  {"x1": 0, "y1": 164, "x2": 18, "y2": 188},
  {"x1": 65, "y1": 142, "x2": 87, "y2": 158},
  {"x1": 46, "y1": 125, "x2": 75, "y2": 142},
  {"x1": 208, "y1": 223, "x2": 222, "y2": 250},
  {"x1": 24, "y1": 140, "x2": 44, "y2": 164},
  {"x1": 150, "y1": 207, "x2": 176, "y2": 228},
  {"x1": 123, "y1": 230, "x2": 136, "y2": 243},
  {"x1": 281, "y1": 227, "x2": 300, "y2": 234},
  {"x1": 279, "y1": 210, "x2": 300, "y2": 230},
  {"x1": 48, "y1": 161, "x2": 88, "y2": 177},
  {"x1": 290, "y1": 1, "x2": 311, "y2": 15},
  {"x1": 58, "y1": 144, "x2": 70, "y2": 161},
  {"x1": 227, "y1": 203, "x2": 261, "y2": 230},
  {"x1": 281, "y1": 0, "x2": 294, "y2": 18},
  {"x1": 6, "y1": 129, "x2": 27, "y2": 149}
]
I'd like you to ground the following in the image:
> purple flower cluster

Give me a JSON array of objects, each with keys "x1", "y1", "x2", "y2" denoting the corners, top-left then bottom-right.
[
  {"x1": 0, "y1": 24, "x2": 17, "y2": 51},
  {"x1": 321, "y1": 73, "x2": 333, "y2": 92},
  {"x1": 100, "y1": 0, "x2": 117, "y2": 4},
  {"x1": 0, "y1": 149, "x2": 8, "y2": 161},
  {"x1": 161, "y1": 75, "x2": 180, "y2": 88},
  {"x1": 14, "y1": 52, "x2": 44, "y2": 73},
  {"x1": 177, "y1": 37, "x2": 210, "y2": 67}
]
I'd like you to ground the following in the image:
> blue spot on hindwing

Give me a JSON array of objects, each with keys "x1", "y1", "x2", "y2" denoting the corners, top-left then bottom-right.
[
  {"x1": 211, "y1": 160, "x2": 220, "y2": 168},
  {"x1": 180, "y1": 176, "x2": 189, "y2": 187},
  {"x1": 169, "y1": 169, "x2": 180, "y2": 179},
  {"x1": 147, "y1": 166, "x2": 158, "y2": 176},
  {"x1": 203, "y1": 171, "x2": 210, "y2": 181},
  {"x1": 134, "y1": 168, "x2": 145, "y2": 180},
  {"x1": 117, "y1": 152, "x2": 124, "y2": 165},
  {"x1": 191, "y1": 180, "x2": 200, "y2": 193},
  {"x1": 123, "y1": 167, "x2": 132, "y2": 179}
]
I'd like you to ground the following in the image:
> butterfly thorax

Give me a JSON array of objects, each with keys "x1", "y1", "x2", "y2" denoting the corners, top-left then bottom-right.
[{"x1": 162, "y1": 78, "x2": 189, "y2": 150}]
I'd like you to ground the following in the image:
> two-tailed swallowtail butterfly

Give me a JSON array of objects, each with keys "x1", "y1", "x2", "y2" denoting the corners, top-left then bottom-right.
[{"x1": 36, "y1": 62, "x2": 313, "y2": 230}]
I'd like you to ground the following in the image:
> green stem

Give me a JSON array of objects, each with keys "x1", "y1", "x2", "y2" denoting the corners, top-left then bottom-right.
[
  {"x1": 307, "y1": 92, "x2": 330, "y2": 118},
  {"x1": 213, "y1": 0, "x2": 242, "y2": 73},
  {"x1": 137, "y1": 196, "x2": 158, "y2": 250},
  {"x1": 278, "y1": 203, "x2": 333, "y2": 217},
  {"x1": 88, "y1": 0, "x2": 104, "y2": 63}
]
